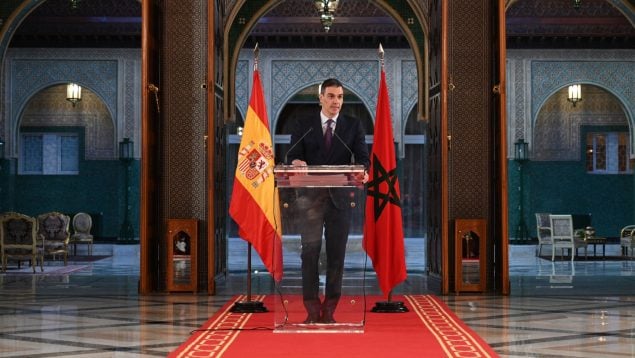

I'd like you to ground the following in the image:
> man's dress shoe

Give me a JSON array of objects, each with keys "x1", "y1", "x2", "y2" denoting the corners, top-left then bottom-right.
[
  {"x1": 303, "y1": 314, "x2": 320, "y2": 324},
  {"x1": 320, "y1": 313, "x2": 336, "y2": 324}
]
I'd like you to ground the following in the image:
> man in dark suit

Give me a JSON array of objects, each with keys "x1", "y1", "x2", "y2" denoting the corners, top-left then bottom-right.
[{"x1": 286, "y1": 78, "x2": 370, "y2": 324}]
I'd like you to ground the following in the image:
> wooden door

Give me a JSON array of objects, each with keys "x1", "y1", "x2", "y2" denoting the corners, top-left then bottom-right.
[{"x1": 140, "y1": 0, "x2": 162, "y2": 294}]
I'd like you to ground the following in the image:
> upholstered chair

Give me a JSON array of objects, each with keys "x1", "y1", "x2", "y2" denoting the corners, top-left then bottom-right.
[
  {"x1": 37, "y1": 212, "x2": 71, "y2": 266},
  {"x1": 535, "y1": 213, "x2": 553, "y2": 256},
  {"x1": 550, "y1": 214, "x2": 587, "y2": 261},
  {"x1": 620, "y1": 225, "x2": 635, "y2": 256},
  {"x1": 1, "y1": 212, "x2": 42, "y2": 272},
  {"x1": 70, "y1": 213, "x2": 94, "y2": 256}
]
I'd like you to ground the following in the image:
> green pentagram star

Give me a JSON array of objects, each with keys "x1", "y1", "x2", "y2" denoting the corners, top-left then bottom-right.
[{"x1": 366, "y1": 154, "x2": 401, "y2": 221}]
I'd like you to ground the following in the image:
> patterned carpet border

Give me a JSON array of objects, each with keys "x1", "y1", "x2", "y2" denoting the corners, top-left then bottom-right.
[
  {"x1": 170, "y1": 294, "x2": 498, "y2": 358},
  {"x1": 174, "y1": 294, "x2": 263, "y2": 357},
  {"x1": 404, "y1": 295, "x2": 496, "y2": 357}
]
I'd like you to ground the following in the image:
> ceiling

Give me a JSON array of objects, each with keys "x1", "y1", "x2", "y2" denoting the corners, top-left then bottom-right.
[
  {"x1": 9, "y1": 0, "x2": 142, "y2": 48},
  {"x1": 6, "y1": 0, "x2": 634, "y2": 49}
]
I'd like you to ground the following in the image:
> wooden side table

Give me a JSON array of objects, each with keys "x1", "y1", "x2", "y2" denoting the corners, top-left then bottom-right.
[{"x1": 584, "y1": 237, "x2": 606, "y2": 258}]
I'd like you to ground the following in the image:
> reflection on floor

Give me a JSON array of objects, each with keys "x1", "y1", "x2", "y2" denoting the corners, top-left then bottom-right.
[{"x1": 0, "y1": 243, "x2": 633, "y2": 357}]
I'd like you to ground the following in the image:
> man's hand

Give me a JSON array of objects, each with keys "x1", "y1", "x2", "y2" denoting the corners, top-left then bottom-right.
[
  {"x1": 291, "y1": 159, "x2": 307, "y2": 167},
  {"x1": 363, "y1": 171, "x2": 369, "y2": 184}
]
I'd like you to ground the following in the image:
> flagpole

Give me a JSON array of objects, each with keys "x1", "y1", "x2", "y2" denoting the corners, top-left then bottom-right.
[
  {"x1": 230, "y1": 242, "x2": 268, "y2": 312},
  {"x1": 230, "y1": 43, "x2": 268, "y2": 313},
  {"x1": 370, "y1": 44, "x2": 408, "y2": 314}
]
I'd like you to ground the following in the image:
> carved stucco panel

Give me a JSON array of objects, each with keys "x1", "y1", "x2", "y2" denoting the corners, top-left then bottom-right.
[
  {"x1": 507, "y1": 49, "x2": 634, "y2": 159},
  {"x1": 3, "y1": 48, "x2": 140, "y2": 159},
  {"x1": 236, "y1": 48, "x2": 416, "y2": 138},
  {"x1": 533, "y1": 88, "x2": 628, "y2": 161}
]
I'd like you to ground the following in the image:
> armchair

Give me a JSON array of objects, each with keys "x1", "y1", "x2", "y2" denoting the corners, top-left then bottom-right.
[
  {"x1": 535, "y1": 213, "x2": 553, "y2": 256},
  {"x1": 550, "y1": 214, "x2": 587, "y2": 261},
  {"x1": 620, "y1": 225, "x2": 635, "y2": 256},
  {"x1": 1, "y1": 212, "x2": 42, "y2": 272},
  {"x1": 37, "y1": 212, "x2": 71, "y2": 266},
  {"x1": 70, "y1": 213, "x2": 94, "y2": 256}
]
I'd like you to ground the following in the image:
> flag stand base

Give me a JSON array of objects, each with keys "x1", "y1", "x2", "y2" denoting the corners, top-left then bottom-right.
[
  {"x1": 371, "y1": 300, "x2": 409, "y2": 313},
  {"x1": 230, "y1": 300, "x2": 268, "y2": 313}
]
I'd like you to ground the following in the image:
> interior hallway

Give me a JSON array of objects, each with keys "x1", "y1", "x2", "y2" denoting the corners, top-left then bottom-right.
[{"x1": 0, "y1": 243, "x2": 633, "y2": 357}]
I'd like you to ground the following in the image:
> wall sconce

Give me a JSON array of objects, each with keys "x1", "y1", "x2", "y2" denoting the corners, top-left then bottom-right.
[
  {"x1": 514, "y1": 138, "x2": 528, "y2": 162},
  {"x1": 314, "y1": 0, "x2": 340, "y2": 32},
  {"x1": 567, "y1": 84, "x2": 582, "y2": 107},
  {"x1": 573, "y1": 0, "x2": 581, "y2": 9},
  {"x1": 0, "y1": 138, "x2": 4, "y2": 159},
  {"x1": 66, "y1": 83, "x2": 82, "y2": 107},
  {"x1": 119, "y1": 138, "x2": 134, "y2": 161}
]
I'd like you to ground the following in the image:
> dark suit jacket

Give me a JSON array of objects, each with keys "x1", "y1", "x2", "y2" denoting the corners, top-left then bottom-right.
[
  {"x1": 286, "y1": 113, "x2": 370, "y2": 168},
  {"x1": 286, "y1": 112, "x2": 370, "y2": 209}
]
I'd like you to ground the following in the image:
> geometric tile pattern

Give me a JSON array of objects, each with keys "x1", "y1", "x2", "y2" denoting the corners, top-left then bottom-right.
[
  {"x1": 236, "y1": 48, "x2": 417, "y2": 136},
  {"x1": 161, "y1": 0, "x2": 207, "y2": 221},
  {"x1": 446, "y1": 0, "x2": 492, "y2": 220},
  {"x1": 506, "y1": 49, "x2": 635, "y2": 158},
  {"x1": 531, "y1": 60, "x2": 634, "y2": 121},
  {"x1": 3, "y1": 48, "x2": 140, "y2": 158},
  {"x1": 269, "y1": 59, "x2": 378, "y2": 121},
  {"x1": 235, "y1": 60, "x2": 249, "y2": 120},
  {"x1": 532, "y1": 93, "x2": 627, "y2": 161},
  {"x1": 9, "y1": 58, "x2": 117, "y2": 129},
  {"x1": 401, "y1": 60, "x2": 418, "y2": 120},
  {"x1": 20, "y1": 86, "x2": 115, "y2": 160}
]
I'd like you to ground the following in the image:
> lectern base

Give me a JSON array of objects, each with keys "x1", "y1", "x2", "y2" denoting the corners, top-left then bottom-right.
[
  {"x1": 230, "y1": 300, "x2": 268, "y2": 313},
  {"x1": 371, "y1": 300, "x2": 409, "y2": 313}
]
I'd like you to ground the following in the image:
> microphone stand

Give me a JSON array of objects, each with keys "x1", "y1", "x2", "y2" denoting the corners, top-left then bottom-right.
[
  {"x1": 284, "y1": 126, "x2": 313, "y2": 164},
  {"x1": 332, "y1": 130, "x2": 355, "y2": 164},
  {"x1": 230, "y1": 242, "x2": 268, "y2": 313}
]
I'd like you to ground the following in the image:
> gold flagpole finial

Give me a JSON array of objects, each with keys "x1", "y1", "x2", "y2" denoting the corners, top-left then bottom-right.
[
  {"x1": 378, "y1": 43, "x2": 385, "y2": 68},
  {"x1": 254, "y1": 43, "x2": 260, "y2": 71}
]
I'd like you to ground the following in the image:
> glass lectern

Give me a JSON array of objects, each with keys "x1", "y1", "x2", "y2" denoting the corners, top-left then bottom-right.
[{"x1": 273, "y1": 165, "x2": 367, "y2": 333}]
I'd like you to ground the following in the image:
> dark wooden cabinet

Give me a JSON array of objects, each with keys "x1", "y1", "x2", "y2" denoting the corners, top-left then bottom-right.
[
  {"x1": 166, "y1": 219, "x2": 198, "y2": 292},
  {"x1": 454, "y1": 219, "x2": 487, "y2": 293}
]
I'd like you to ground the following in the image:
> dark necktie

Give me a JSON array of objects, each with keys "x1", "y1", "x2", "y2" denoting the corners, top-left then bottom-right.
[{"x1": 324, "y1": 119, "x2": 334, "y2": 151}]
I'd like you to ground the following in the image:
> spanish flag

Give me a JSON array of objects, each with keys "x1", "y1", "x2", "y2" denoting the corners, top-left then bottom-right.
[
  {"x1": 363, "y1": 69, "x2": 407, "y2": 297},
  {"x1": 229, "y1": 68, "x2": 283, "y2": 282}
]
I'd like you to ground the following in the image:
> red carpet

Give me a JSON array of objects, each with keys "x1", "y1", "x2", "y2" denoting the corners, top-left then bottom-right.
[{"x1": 169, "y1": 294, "x2": 498, "y2": 357}]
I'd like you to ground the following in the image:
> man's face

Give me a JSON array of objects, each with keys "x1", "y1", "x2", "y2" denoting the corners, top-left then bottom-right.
[{"x1": 319, "y1": 85, "x2": 344, "y2": 118}]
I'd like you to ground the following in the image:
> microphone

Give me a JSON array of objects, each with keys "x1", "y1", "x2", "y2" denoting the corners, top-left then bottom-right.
[
  {"x1": 333, "y1": 130, "x2": 355, "y2": 164},
  {"x1": 284, "y1": 126, "x2": 313, "y2": 164}
]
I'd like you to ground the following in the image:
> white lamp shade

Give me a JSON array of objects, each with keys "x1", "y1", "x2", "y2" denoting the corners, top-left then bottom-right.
[
  {"x1": 568, "y1": 84, "x2": 581, "y2": 102},
  {"x1": 66, "y1": 83, "x2": 82, "y2": 103}
]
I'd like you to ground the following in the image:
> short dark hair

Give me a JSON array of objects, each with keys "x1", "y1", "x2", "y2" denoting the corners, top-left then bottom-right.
[{"x1": 320, "y1": 78, "x2": 343, "y2": 94}]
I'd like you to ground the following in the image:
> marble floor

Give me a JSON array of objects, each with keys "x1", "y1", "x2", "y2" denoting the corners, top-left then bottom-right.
[{"x1": 0, "y1": 243, "x2": 633, "y2": 357}]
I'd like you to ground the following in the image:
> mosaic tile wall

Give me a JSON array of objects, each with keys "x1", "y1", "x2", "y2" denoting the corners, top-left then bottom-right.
[
  {"x1": 2, "y1": 48, "x2": 141, "y2": 159},
  {"x1": 236, "y1": 48, "x2": 417, "y2": 140},
  {"x1": 506, "y1": 49, "x2": 635, "y2": 158}
]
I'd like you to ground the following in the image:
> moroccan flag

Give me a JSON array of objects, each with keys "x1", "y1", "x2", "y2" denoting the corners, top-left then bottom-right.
[
  {"x1": 363, "y1": 69, "x2": 407, "y2": 297},
  {"x1": 229, "y1": 68, "x2": 283, "y2": 282}
]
